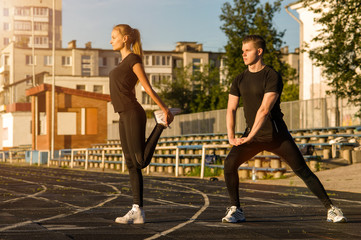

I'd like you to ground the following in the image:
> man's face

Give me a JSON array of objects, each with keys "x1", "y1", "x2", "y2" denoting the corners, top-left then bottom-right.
[{"x1": 242, "y1": 41, "x2": 262, "y2": 66}]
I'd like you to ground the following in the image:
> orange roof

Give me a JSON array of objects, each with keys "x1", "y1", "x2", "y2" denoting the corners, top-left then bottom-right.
[{"x1": 26, "y1": 84, "x2": 111, "y2": 102}]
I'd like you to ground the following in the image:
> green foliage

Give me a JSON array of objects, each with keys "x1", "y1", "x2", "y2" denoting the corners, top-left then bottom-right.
[
  {"x1": 187, "y1": 166, "x2": 223, "y2": 177},
  {"x1": 282, "y1": 82, "x2": 299, "y2": 102},
  {"x1": 220, "y1": 0, "x2": 298, "y2": 101},
  {"x1": 156, "y1": 64, "x2": 228, "y2": 113},
  {"x1": 301, "y1": 0, "x2": 361, "y2": 116}
]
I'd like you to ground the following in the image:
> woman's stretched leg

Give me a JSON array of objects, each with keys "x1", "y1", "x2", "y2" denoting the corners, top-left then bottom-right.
[{"x1": 122, "y1": 104, "x2": 164, "y2": 169}]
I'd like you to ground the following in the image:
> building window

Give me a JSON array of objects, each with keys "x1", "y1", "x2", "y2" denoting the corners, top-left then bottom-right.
[
  {"x1": 151, "y1": 75, "x2": 160, "y2": 85},
  {"x1": 143, "y1": 55, "x2": 150, "y2": 66},
  {"x1": 62, "y1": 56, "x2": 72, "y2": 66},
  {"x1": 15, "y1": 36, "x2": 30, "y2": 47},
  {"x1": 14, "y1": 21, "x2": 31, "y2": 31},
  {"x1": 34, "y1": 36, "x2": 48, "y2": 45},
  {"x1": 3, "y1": 38, "x2": 10, "y2": 46},
  {"x1": 26, "y1": 55, "x2": 36, "y2": 65},
  {"x1": 151, "y1": 74, "x2": 171, "y2": 86},
  {"x1": 162, "y1": 56, "x2": 170, "y2": 65},
  {"x1": 76, "y1": 85, "x2": 86, "y2": 91},
  {"x1": 99, "y1": 57, "x2": 107, "y2": 67},
  {"x1": 3, "y1": 22, "x2": 10, "y2": 31},
  {"x1": 14, "y1": 7, "x2": 30, "y2": 16},
  {"x1": 44, "y1": 56, "x2": 53, "y2": 66},
  {"x1": 81, "y1": 55, "x2": 91, "y2": 76},
  {"x1": 152, "y1": 56, "x2": 160, "y2": 65},
  {"x1": 82, "y1": 69, "x2": 91, "y2": 76},
  {"x1": 3, "y1": 8, "x2": 9, "y2": 16},
  {"x1": 4, "y1": 55, "x2": 9, "y2": 66},
  {"x1": 34, "y1": 22, "x2": 48, "y2": 31},
  {"x1": 142, "y1": 92, "x2": 152, "y2": 105},
  {"x1": 192, "y1": 58, "x2": 201, "y2": 73},
  {"x1": 33, "y1": 7, "x2": 48, "y2": 16},
  {"x1": 93, "y1": 85, "x2": 103, "y2": 94}
]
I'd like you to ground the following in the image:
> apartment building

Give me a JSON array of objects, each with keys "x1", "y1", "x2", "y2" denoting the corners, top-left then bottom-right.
[
  {"x1": 0, "y1": 40, "x2": 225, "y2": 148},
  {"x1": 281, "y1": 46, "x2": 300, "y2": 85},
  {"x1": 0, "y1": 40, "x2": 225, "y2": 107},
  {"x1": 0, "y1": 0, "x2": 62, "y2": 50}
]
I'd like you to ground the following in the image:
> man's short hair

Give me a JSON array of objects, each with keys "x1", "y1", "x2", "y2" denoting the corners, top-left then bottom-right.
[{"x1": 242, "y1": 35, "x2": 266, "y2": 53}]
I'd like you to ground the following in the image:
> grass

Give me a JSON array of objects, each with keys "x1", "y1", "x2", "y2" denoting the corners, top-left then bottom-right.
[{"x1": 187, "y1": 166, "x2": 223, "y2": 177}]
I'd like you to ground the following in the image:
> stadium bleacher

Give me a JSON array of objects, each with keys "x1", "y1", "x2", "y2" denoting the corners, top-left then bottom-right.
[{"x1": 1, "y1": 125, "x2": 360, "y2": 180}]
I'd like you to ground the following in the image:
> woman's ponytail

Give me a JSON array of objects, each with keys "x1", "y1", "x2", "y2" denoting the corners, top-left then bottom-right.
[{"x1": 131, "y1": 28, "x2": 143, "y2": 58}]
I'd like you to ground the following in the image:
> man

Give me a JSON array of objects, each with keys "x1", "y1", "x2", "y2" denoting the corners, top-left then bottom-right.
[{"x1": 222, "y1": 35, "x2": 346, "y2": 223}]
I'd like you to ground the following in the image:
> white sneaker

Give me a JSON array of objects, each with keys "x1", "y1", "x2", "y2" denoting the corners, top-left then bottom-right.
[
  {"x1": 154, "y1": 108, "x2": 182, "y2": 127},
  {"x1": 222, "y1": 206, "x2": 246, "y2": 223},
  {"x1": 327, "y1": 205, "x2": 347, "y2": 223},
  {"x1": 115, "y1": 204, "x2": 145, "y2": 224}
]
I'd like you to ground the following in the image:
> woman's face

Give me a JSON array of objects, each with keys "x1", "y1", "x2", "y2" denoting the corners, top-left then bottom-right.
[{"x1": 110, "y1": 29, "x2": 125, "y2": 51}]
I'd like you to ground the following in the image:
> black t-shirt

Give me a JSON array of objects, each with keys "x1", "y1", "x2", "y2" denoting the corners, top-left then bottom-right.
[
  {"x1": 229, "y1": 65, "x2": 284, "y2": 141},
  {"x1": 109, "y1": 53, "x2": 142, "y2": 112}
]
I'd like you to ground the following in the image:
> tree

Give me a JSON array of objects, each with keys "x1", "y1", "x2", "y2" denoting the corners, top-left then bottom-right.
[
  {"x1": 301, "y1": 0, "x2": 361, "y2": 116},
  {"x1": 220, "y1": 0, "x2": 298, "y2": 100},
  {"x1": 189, "y1": 65, "x2": 228, "y2": 113},
  {"x1": 155, "y1": 64, "x2": 228, "y2": 113}
]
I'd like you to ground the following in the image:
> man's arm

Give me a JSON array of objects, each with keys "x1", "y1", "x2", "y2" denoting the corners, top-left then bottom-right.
[
  {"x1": 240, "y1": 92, "x2": 279, "y2": 144},
  {"x1": 227, "y1": 94, "x2": 242, "y2": 146}
]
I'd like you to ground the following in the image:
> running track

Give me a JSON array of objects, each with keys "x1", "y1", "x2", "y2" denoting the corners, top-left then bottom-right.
[{"x1": 0, "y1": 164, "x2": 360, "y2": 240}]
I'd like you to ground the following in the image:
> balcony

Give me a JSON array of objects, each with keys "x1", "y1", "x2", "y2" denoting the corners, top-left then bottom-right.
[
  {"x1": 0, "y1": 65, "x2": 9, "y2": 74},
  {"x1": 33, "y1": 16, "x2": 49, "y2": 23}
]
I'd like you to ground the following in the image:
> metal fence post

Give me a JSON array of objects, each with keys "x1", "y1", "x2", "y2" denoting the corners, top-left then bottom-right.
[
  {"x1": 122, "y1": 150, "x2": 125, "y2": 173},
  {"x1": 70, "y1": 150, "x2": 74, "y2": 168},
  {"x1": 37, "y1": 151, "x2": 41, "y2": 166},
  {"x1": 200, "y1": 146, "x2": 206, "y2": 179},
  {"x1": 101, "y1": 149, "x2": 105, "y2": 172},
  {"x1": 30, "y1": 151, "x2": 33, "y2": 166},
  {"x1": 175, "y1": 147, "x2": 179, "y2": 177},
  {"x1": 85, "y1": 149, "x2": 89, "y2": 170}
]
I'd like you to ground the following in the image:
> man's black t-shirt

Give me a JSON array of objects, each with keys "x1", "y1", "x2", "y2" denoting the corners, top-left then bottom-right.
[
  {"x1": 109, "y1": 53, "x2": 142, "y2": 112},
  {"x1": 229, "y1": 65, "x2": 284, "y2": 141}
]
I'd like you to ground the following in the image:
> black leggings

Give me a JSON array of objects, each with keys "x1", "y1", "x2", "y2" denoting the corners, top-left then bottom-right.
[
  {"x1": 118, "y1": 104, "x2": 164, "y2": 207},
  {"x1": 224, "y1": 120, "x2": 332, "y2": 209}
]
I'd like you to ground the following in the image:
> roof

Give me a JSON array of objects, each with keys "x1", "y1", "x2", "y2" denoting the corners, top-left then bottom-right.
[{"x1": 25, "y1": 83, "x2": 111, "y2": 102}]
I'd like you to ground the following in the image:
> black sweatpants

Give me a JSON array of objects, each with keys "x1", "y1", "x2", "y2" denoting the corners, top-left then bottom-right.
[
  {"x1": 118, "y1": 103, "x2": 164, "y2": 207},
  {"x1": 224, "y1": 119, "x2": 332, "y2": 209}
]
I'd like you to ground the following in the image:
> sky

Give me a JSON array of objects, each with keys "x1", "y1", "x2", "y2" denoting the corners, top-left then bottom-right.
[{"x1": 62, "y1": 0, "x2": 300, "y2": 52}]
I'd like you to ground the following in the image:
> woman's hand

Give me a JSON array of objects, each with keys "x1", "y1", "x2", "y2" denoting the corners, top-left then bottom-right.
[{"x1": 164, "y1": 109, "x2": 174, "y2": 126}]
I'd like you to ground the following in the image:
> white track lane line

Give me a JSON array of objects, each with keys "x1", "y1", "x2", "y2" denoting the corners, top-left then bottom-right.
[
  {"x1": 238, "y1": 187, "x2": 361, "y2": 205},
  {"x1": 144, "y1": 181, "x2": 210, "y2": 240},
  {"x1": 0, "y1": 181, "x2": 120, "y2": 232}
]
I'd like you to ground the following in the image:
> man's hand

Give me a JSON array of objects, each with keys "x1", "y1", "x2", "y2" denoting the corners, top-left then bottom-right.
[
  {"x1": 229, "y1": 137, "x2": 242, "y2": 146},
  {"x1": 229, "y1": 136, "x2": 253, "y2": 146}
]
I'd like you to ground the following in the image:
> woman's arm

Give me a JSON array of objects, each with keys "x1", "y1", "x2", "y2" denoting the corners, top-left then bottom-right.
[{"x1": 132, "y1": 62, "x2": 173, "y2": 125}]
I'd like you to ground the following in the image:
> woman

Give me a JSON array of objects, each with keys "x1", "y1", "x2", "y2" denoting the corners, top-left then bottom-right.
[{"x1": 109, "y1": 24, "x2": 180, "y2": 224}]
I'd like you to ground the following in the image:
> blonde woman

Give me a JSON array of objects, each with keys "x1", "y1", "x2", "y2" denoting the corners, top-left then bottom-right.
[{"x1": 109, "y1": 24, "x2": 180, "y2": 224}]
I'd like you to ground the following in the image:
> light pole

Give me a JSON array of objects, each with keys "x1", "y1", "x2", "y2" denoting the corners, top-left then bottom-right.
[{"x1": 51, "y1": 0, "x2": 56, "y2": 158}]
